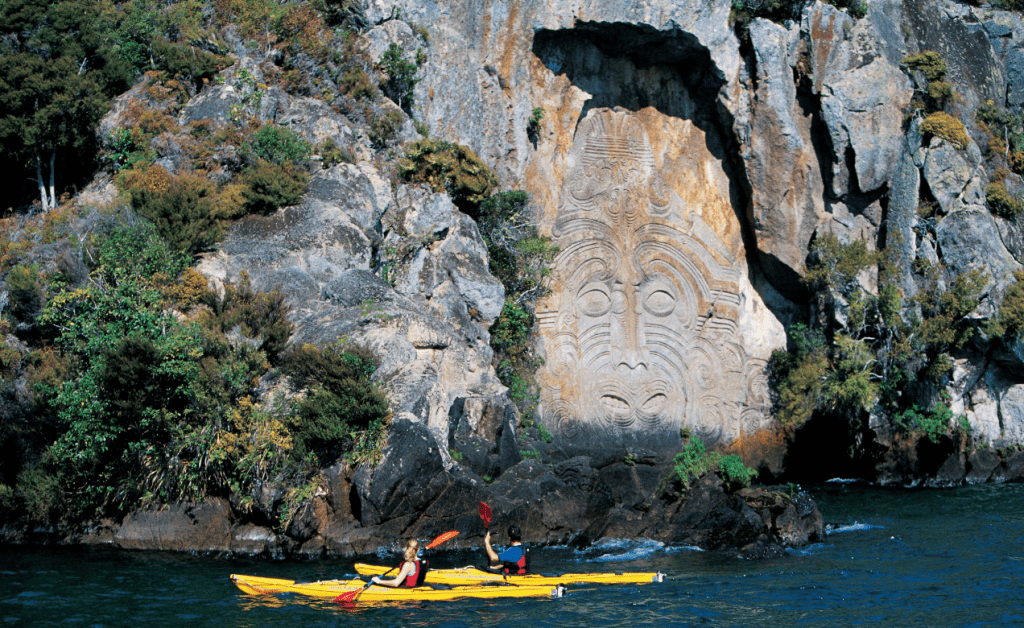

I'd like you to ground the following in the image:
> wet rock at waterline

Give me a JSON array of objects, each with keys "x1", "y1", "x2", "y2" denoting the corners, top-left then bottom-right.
[{"x1": 73, "y1": 420, "x2": 824, "y2": 557}]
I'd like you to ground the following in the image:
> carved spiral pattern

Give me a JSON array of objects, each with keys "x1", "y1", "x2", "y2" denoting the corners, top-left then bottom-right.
[{"x1": 537, "y1": 108, "x2": 772, "y2": 451}]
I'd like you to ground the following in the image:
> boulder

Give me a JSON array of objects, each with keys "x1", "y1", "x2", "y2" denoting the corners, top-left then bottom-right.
[
  {"x1": 991, "y1": 450, "x2": 1024, "y2": 482},
  {"x1": 966, "y1": 448, "x2": 1000, "y2": 484},
  {"x1": 917, "y1": 139, "x2": 986, "y2": 215},
  {"x1": 354, "y1": 417, "x2": 449, "y2": 527},
  {"x1": 936, "y1": 208, "x2": 1021, "y2": 294},
  {"x1": 996, "y1": 383, "x2": 1024, "y2": 447},
  {"x1": 114, "y1": 498, "x2": 233, "y2": 552}
]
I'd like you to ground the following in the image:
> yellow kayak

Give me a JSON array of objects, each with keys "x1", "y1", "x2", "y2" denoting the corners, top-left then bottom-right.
[
  {"x1": 230, "y1": 574, "x2": 565, "y2": 602},
  {"x1": 354, "y1": 563, "x2": 667, "y2": 586}
]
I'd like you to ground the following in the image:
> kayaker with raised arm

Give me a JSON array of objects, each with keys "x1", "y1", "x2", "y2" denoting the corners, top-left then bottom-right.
[
  {"x1": 370, "y1": 540, "x2": 426, "y2": 587},
  {"x1": 485, "y1": 525, "x2": 529, "y2": 574}
]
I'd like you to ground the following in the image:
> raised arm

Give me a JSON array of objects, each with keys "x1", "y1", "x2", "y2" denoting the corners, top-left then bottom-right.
[{"x1": 484, "y1": 531, "x2": 500, "y2": 565}]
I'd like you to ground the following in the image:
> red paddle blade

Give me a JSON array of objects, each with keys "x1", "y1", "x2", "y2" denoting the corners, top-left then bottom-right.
[
  {"x1": 426, "y1": 530, "x2": 459, "y2": 550},
  {"x1": 479, "y1": 501, "x2": 492, "y2": 528},
  {"x1": 334, "y1": 589, "x2": 360, "y2": 603}
]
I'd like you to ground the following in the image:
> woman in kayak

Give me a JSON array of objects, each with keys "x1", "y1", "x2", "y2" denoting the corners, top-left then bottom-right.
[
  {"x1": 485, "y1": 525, "x2": 529, "y2": 574},
  {"x1": 370, "y1": 540, "x2": 426, "y2": 587}
]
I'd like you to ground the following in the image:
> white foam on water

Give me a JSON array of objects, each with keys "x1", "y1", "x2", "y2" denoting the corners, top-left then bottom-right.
[
  {"x1": 826, "y1": 522, "x2": 884, "y2": 535},
  {"x1": 825, "y1": 478, "x2": 860, "y2": 483},
  {"x1": 574, "y1": 538, "x2": 704, "y2": 562},
  {"x1": 786, "y1": 542, "x2": 826, "y2": 556}
]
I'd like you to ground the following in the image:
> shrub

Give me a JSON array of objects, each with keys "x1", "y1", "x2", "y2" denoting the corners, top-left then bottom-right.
[
  {"x1": 242, "y1": 125, "x2": 312, "y2": 167},
  {"x1": 15, "y1": 466, "x2": 62, "y2": 524},
  {"x1": 7, "y1": 264, "x2": 45, "y2": 323},
  {"x1": 823, "y1": 334, "x2": 878, "y2": 413},
  {"x1": 93, "y1": 221, "x2": 189, "y2": 282},
  {"x1": 339, "y1": 68, "x2": 378, "y2": 100},
  {"x1": 198, "y1": 276, "x2": 293, "y2": 361},
  {"x1": 987, "y1": 181, "x2": 1024, "y2": 218},
  {"x1": 479, "y1": 191, "x2": 557, "y2": 415},
  {"x1": 151, "y1": 39, "x2": 231, "y2": 87},
  {"x1": 903, "y1": 51, "x2": 957, "y2": 112},
  {"x1": 673, "y1": 437, "x2": 757, "y2": 492},
  {"x1": 920, "y1": 112, "x2": 969, "y2": 150},
  {"x1": 280, "y1": 340, "x2": 390, "y2": 464},
  {"x1": 367, "y1": 108, "x2": 403, "y2": 148},
  {"x1": 978, "y1": 101, "x2": 1024, "y2": 174},
  {"x1": 913, "y1": 267, "x2": 986, "y2": 352},
  {"x1": 903, "y1": 51, "x2": 948, "y2": 83},
  {"x1": 240, "y1": 161, "x2": 309, "y2": 214},
  {"x1": 770, "y1": 323, "x2": 829, "y2": 427},
  {"x1": 100, "y1": 128, "x2": 153, "y2": 173},
  {"x1": 803, "y1": 233, "x2": 877, "y2": 293},
  {"x1": 894, "y1": 403, "x2": 956, "y2": 443},
  {"x1": 99, "y1": 334, "x2": 197, "y2": 439},
  {"x1": 490, "y1": 300, "x2": 533, "y2": 358},
  {"x1": 479, "y1": 191, "x2": 558, "y2": 299},
  {"x1": 718, "y1": 454, "x2": 758, "y2": 490},
  {"x1": 398, "y1": 140, "x2": 498, "y2": 212},
  {"x1": 120, "y1": 168, "x2": 223, "y2": 255},
  {"x1": 997, "y1": 270, "x2": 1024, "y2": 338},
  {"x1": 316, "y1": 138, "x2": 353, "y2": 168}
]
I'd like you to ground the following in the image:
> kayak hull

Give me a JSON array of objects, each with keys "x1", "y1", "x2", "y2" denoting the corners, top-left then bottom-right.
[
  {"x1": 230, "y1": 574, "x2": 565, "y2": 602},
  {"x1": 354, "y1": 563, "x2": 666, "y2": 586}
]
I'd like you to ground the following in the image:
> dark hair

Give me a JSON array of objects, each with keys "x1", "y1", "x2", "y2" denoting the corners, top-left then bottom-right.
[{"x1": 507, "y1": 525, "x2": 521, "y2": 542}]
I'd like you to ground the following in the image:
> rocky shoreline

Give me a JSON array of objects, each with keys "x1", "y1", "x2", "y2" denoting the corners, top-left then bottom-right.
[{"x1": 1, "y1": 418, "x2": 824, "y2": 559}]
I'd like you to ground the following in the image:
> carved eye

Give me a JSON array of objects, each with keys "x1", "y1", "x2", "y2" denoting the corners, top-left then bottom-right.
[
  {"x1": 600, "y1": 395, "x2": 631, "y2": 416},
  {"x1": 640, "y1": 394, "x2": 667, "y2": 415},
  {"x1": 578, "y1": 288, "x2": 611, "y2": 317},
  {"x1": 644, "y1": 290, "x2": 675, "y2": 316}
]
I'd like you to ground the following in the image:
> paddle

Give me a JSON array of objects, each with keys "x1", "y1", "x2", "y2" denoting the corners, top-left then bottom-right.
[
  {"x1": 334, "y1": 530, "x2": 460, "y2": 603},
  {"x1": 479, "y1": 501, "x2": 492, "y2": 530}
]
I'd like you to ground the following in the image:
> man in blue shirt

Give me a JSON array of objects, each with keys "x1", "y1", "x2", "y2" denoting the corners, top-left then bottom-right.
[{"x1": 485, "y1": 525, "x2": 529, "y2": 574}]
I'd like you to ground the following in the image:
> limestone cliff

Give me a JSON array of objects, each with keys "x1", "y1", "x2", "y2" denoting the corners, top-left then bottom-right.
[{"x1": 10, "y1": 0, "x2": 1024, "y2": 557}]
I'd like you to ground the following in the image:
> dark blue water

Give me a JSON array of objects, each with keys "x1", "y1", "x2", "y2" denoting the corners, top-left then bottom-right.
[{"x1": 3, "y1": 483, "x2": 1023, "y2": 627}]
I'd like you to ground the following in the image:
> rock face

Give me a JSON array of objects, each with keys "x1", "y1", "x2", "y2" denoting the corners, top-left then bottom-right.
[
  {"x1": 195, "y1": 88, "x2": 509, "y2": 455},
  {"x1": 41, "y1": 0, "x2": 1024, "y2": 556}
]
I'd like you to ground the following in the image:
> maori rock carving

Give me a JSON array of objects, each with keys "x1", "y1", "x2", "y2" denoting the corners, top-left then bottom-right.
[{"x1": 536, "y1": 108, "x2": 771, "y2": 454}]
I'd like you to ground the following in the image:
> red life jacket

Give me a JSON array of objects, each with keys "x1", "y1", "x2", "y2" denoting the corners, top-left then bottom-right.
[
  {"x1": 402, "y1": 559, "x2": 427, "y2": 587},
  {"x1": 502, "y1": 547, "x2": 528, "y2": 575}
]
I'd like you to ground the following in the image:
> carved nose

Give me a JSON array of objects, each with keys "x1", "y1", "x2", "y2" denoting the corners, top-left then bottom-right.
[{"x1": 611, "y1": 282, "x2": 648, "y2": 371}]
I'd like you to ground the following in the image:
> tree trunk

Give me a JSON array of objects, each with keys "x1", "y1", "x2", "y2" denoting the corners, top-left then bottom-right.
[
  {"x1": 35, "y1": 150, "x2": 57, "y2": 211},
  {"x1": 36, "y1": 154, "x2": 49, "y2": 211},
  {"x1": 48, "y1": 150, "x2": 56, "y2": 209}
]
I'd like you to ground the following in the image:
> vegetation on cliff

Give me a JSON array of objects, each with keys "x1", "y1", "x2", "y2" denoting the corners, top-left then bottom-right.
[
  {"x1": 771, "y1": 233, "x2": 985, "y2": 446},
  {"x1": 476, "y1": 191, "x2": 558, "y2": 412},
  {"x1": 0, "y1": 0, "x2": 404, "y2": 534},
  {"x1": 674, "y1": 434, "x2": 757, "y2": 493}
]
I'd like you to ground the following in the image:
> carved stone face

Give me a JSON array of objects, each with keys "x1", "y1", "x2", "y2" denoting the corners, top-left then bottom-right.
[{"x1": 536, "y1": 108, "x2": 769, "y2": 453}]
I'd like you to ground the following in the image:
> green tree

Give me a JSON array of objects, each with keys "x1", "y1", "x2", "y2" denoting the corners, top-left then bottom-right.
[
  {"x1": 377, "y1": 42, "x2": 421, "y2": 111},
  {"x1": 0, "y1": 0, "x2": 129, "y2": 210}
]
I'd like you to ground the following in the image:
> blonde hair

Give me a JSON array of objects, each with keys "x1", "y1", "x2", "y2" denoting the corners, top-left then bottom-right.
[{"x1": 403, "y1": 539, "x2": 419, "y2": 562}]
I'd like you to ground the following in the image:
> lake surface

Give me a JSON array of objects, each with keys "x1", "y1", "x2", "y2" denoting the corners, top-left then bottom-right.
[{"x1": 3, "y1": 482, "x2": 1023, "y2": 627}]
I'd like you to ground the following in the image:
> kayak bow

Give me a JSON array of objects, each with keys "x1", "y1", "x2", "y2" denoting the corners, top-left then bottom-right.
[
  {"x1": 354, "y1": 564, "x2": 667, "y2": 587},
  {"x1": 230, "y1": 574, "x2": 565, "y2": 602}
]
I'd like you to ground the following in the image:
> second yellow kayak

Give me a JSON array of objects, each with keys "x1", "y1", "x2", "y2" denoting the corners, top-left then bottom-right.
[
  {"x1": 230, "y1": 574, "x2": 565, "y2": 602},
  {"x1": 354, "y1": 563, "x2": 667, "y2": 587}
]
